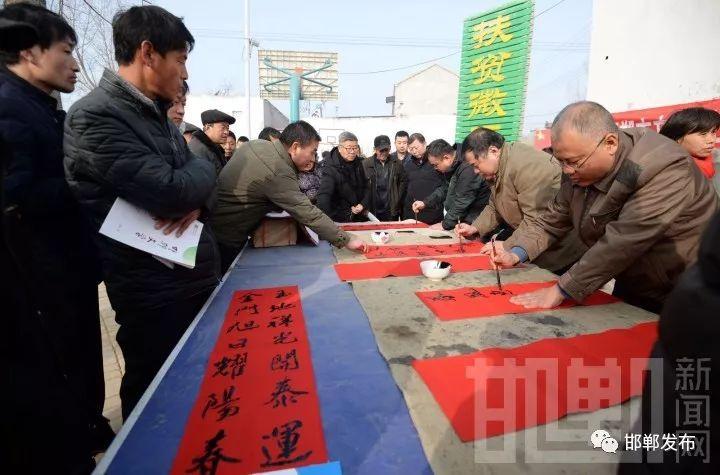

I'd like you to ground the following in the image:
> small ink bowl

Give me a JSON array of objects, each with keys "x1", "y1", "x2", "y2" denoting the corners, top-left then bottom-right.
[
  {"x1": 420, "y1": 260, "x2": 452, "y2": 281},
  {"x1": 371, "y1": 231, "x2": 391, "y2": 244}
]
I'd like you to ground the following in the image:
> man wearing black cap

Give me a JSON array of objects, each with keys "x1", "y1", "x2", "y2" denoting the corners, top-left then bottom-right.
[
  {"x1": 362, "y1": 134, "x2": 408, "y2": 221},
  {"x1": 190, "y1": 108, "x2": 236, "y2": 173}
]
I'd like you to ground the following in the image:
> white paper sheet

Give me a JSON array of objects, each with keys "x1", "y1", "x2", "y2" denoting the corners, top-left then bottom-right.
[{"x1": 100, "y1": 198, "x2": 203, "y2": 269}]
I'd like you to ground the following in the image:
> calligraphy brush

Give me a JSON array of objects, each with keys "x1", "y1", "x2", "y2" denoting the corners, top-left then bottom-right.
[
  {"x1": 490, "y1": 232, "x2": 503, "y2": 292},
  {"x1": 412, "y1": 195, "x2": 418, "y2": 224}
]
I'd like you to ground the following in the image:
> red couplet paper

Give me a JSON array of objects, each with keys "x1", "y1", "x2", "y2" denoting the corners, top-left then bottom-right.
[
  {"x1": 339, "y1": 222, "x2": 429, "y2": 231},
  {"x1": 334, "y1": 255, "x2": 494, "y2": 281},
  {"x1": 170, "y1": 286, "x2": 328, "y2": 475},
  {"x1": 416, "y1": 281, "x2": 620, "y2": 321},
  {"x1": 413, "y1": 322, "x2": 658, "y2": 441},
  {"x1": 364, "y1": 241, "x2": 485, "y2": 259}
]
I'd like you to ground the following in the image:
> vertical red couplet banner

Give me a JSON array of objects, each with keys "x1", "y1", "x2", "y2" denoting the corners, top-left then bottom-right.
[{"x1": 171, "y1": 286, "x2": 328, "y2": 475}]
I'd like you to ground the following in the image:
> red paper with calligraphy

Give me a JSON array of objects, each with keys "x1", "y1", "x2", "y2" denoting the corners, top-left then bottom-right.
[
  {"x1": 334, "y1": 255, "x2": 494, "y2": 281},
  {"x1": 170, "y1": 286, "x2": 327, "y2": 475},
  {"x1": 413, "y1": 322, "x2": 657, "y2": 441},
  {"x1": 416, "y1": 282, "x2": 619, "y2": 321},
  {"x1": 339, "y1": 222, "x2": 429, "y2": 231},
  {"x1": 364, "y1": 241, "x2": 485, "y2": 259}
]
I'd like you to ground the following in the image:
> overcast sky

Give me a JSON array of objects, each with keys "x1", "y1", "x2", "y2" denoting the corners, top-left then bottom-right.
[{"x1": 63, "y1": 0, "x2": 593, "y2": 133}]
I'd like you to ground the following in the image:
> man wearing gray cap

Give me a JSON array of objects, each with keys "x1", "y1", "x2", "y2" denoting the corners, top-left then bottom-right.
[
  {"x1": 189, "y1": 108, "x2": 235, "y2": 173},
  {"x1": 362, "y1": 134, "x2": 407, "y2": 221}
]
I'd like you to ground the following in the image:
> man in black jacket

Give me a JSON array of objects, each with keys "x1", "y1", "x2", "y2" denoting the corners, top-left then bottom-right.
[
  {"x1": 317, "y1": 131, "x2": 370, "y2": 222},
  {"x1": 363, "y1": 134, "x2": 408, "y2": 221},
  {"x1": 403, "y1": 132, "x2": 444, "y2": 224},
  {"x1": 1, "y1": 4, "x2": 113, "y2": 473},
  {"x1": 64, "y1": 5, "x2": 220, "y2": 419},
  {"x1": 412, "y1": 139, "x2": 490, "y2": 230},
  {"x1": 189, "y1": 108, "x2": 235, "y2": 174}
]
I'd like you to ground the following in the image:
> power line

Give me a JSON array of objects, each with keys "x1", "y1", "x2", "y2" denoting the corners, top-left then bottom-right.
[
  {"x1": 338, "y1": 0, "x2": 574, "y2": 76},
  {"x1": 340, "y1": 50, "x2": 462, "y2": 76}
]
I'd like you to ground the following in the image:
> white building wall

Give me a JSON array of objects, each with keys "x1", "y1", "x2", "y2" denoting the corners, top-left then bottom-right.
[
  {"x1": 393, "y1": 65, "x2": 459, "y2": 117},
  {"x1": 587, "y1": 0, "x2": 720, "y2": 111},
  {"x1": 185, "y1": 95, "x2": 288, "y2": 140},
  {"x1": 305, "y1": 114, "x2": 456, "y2": 157}
]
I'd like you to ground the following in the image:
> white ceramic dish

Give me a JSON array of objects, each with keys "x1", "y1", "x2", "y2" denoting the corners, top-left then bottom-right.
[
  {"x1": 371, "y1": 231, "x2": 391, "y2": 244},
  {"x1": 420, "y1": 259, "x2": 452, "y2": 281}
]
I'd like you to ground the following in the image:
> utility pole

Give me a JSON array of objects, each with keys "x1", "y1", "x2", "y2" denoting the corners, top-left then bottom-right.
[{"x1": 244, "y1": 0, "x2": 251, "y2": 138}]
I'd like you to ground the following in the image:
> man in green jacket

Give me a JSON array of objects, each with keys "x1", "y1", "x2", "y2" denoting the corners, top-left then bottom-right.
[
  {"x1": 412, "y1": 139, "x2": 490, "y2": 230},
  {"x1": 211, "y1": 121, "x2": 367, "y2": 271}
]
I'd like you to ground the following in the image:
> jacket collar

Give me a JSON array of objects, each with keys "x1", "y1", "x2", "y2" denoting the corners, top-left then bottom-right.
[
  {"x1": 99, "y1": 68, "x2": 171, "y2": 119},
  {"x1": 274, "y1": 139, "x2": 297, "y2": 172},
  {"x1": 192, "y1": 129, "x2": 224, "y2": 154},
  {"x1": 592, "y1": 131, "x2": 632, "y2": 193},
  {"x1": 0, "y1": 66, "x2": 58, "y2": 110}
]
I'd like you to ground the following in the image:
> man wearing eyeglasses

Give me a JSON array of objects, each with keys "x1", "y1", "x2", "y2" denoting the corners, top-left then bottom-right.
[
  {"x1": 189, "y1": 108, "x2": 235, "y2": 174},
  {"x1": 492, "y1": 101, "x2": 719, "y2": 313},
  {"x1": 317, "y1": 131, "x2": 370, "y2": 223}
]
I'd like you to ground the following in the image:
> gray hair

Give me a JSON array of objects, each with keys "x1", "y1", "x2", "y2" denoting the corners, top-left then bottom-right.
[
  {"x1": 338, "y1": 131, "x2": 358, "y2": 143},
  {"x1": 551, "y1": 101, "x2": 619, "y2": 143}
]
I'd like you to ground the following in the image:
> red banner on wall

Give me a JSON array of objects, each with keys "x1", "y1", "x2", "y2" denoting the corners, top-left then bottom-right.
[
  {"x1": 170, "y1": 286, "x2": 328, "y2": 475},
  {"x1": 533, "y1": 98, "x2": 720, "y2": 150}
]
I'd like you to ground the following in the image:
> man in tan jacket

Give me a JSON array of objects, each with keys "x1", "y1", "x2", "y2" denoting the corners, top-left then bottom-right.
[
  {"x1": 493, "y1": 101, "x2": 720, "y2": 313},
  {"x1": 211, "y1": 121, "x2": 366, "y2": 271},
  {"x1": 455, "y1": 127, "x2": 586, "y2": 273}
]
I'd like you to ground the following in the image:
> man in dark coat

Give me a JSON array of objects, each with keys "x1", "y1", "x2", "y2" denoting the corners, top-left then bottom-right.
[
  {"x1": 362, "y1": 134, "x2": 408, "y2": 221},
  {"x1": 1, "y1": 4, "x2": 113, "y2": 473},
  {"x1": 189, "y1": 108, "x2": 235, "y2": 174},
  {"x1": 618, "y1": 212, "x2": 720, "y2": 474},
  {"x1": 317, "y1": 131, "x2": 370, "y2": 222},
  {"x1": 402, "y1": 132, "x2": 444, "y2": 224},
  {"x1": 412, "y1": 139, "x2": 490, "y2": 230},
  {"x1": 64, "y1": 5, "x2": 220, "y2": 419}
]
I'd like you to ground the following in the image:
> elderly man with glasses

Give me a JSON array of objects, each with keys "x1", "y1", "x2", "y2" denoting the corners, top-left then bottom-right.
[
  {"x1": 491, "y1": 101, "x2": 719, "y2": 313},
  {"x1": 317, "y1": 131, "x2": 370, "y2": 223}
]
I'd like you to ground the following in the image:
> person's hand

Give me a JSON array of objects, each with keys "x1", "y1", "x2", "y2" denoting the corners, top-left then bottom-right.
[
  {"x1": 491, "y1": 249, "x2": 520, "y2": 269},
  {"x1": 429, "y1": 222, "x2": 444, "y2": 230},
  {"x1": 509, "y1": 284, "x2": 565, "y2": 309},
  {"x1": 480, "y1": 240, "x2": 504, "y2": 255},
  {"x1": 411, "y1": 201, "x2": 425, "y2": 213},
  {"x1": 345, "y1": 238, "x2": 368, "y2": 253},
  {"x1": 154, "y1": 209, "x2": 201, "y2": 237},
  {"x1": 455, "y1": 223, "x2": 478, "y2": 238},
  {"x1": 351, "y1": 204, "x2": 364, "y2": 215}
]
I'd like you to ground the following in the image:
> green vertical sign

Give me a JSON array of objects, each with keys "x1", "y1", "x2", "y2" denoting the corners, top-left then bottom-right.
[{"x1": 455, "y1": 0, "x2": 534, "y2": 143}]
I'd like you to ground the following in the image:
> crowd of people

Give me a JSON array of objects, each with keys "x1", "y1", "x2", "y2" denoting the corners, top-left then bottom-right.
[{"x1": 2, "y1": 3, "x2": 719, "y2": 474}]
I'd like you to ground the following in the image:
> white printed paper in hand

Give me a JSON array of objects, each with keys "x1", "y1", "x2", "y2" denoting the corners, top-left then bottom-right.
[{"x1": 100, "y1": 198, "x2": 203, "y2": 269}]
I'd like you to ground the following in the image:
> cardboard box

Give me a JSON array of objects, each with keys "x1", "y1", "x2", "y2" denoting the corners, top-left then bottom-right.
[{"x1": 252, "y1": 217, "x2": 298, "y2": 248}]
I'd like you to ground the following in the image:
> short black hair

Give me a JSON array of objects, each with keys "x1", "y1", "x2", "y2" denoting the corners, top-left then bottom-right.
[
  {"x1": 0, "y1": 3, "x2": 76, "y2": 65},
  {"x1": 660, "y1": 107, "x2": 720, "y2": 141},
  {"x1": 409, "y1": 132, "x2": 426, "y2": 145},
  {"x1": 395, "y1": 130, "x2": 409, "y2": 140},
  {"x1": 227, "y1": 131, "x2": 236, "y2": 140},
  {"x1": 258, "y1": 126, "x2": 281, "y2": 141},
  {"x1": 427, "y1": 139, "x2": 455, "y2": 158},
  {"x1": 462, "y1": 127, "x2": 506, "y2": 158},
  {"x1": 238, "y1": 136, "x2": 249, "y2": 143},
  {"x1": 280, "y1": 121, "x2": 321, "y2": 147},
  {"x1": 112, "y1": 5, "x2": 194, "y2": 66}
]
